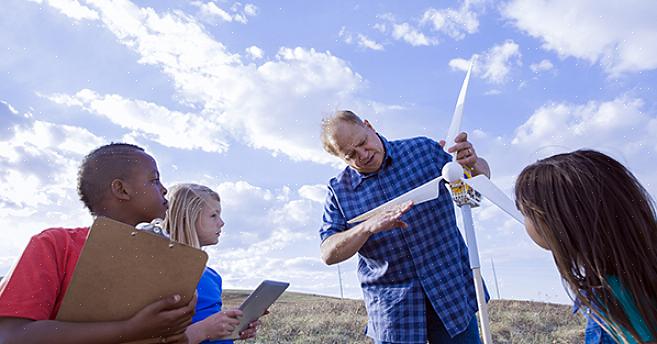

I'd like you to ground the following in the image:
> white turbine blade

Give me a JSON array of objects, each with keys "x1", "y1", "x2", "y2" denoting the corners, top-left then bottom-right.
[
  {"x1": 444, "y1": 56, "x2": 475, "y2": 155},
  {"x1": 461, "y1": 175, "x2": 525, "y2": 225},
  {"x1": 348, "y1": 177, "x2": 443, "y2": 224}
]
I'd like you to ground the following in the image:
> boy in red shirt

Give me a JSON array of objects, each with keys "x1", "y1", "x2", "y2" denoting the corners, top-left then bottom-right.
[{"x1": 0, "y1": 143, "x2": 195, "y2": 343}]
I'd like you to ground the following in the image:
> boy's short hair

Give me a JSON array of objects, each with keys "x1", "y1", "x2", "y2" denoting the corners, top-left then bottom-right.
[{"x1": 77, "y1": 143, "x2": 145, "y2": 213}]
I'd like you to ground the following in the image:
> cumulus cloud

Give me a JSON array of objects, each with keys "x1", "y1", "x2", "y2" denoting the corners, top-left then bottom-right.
[
  {"x1": 43, "y1": 0, "x2": 372, "y2": 166},
  {"x1": 373, "y1": 1, "x2": 485, "y2": 48},
  {"x1": 47, "y1": 89, "x2": 230, "y2": 153},
  {"x1": 530, "y1": 59, "x2": 554, "y2": 73},
  {"x1": 420, "y1": 0, "x2": 483, "y2": 40},
  {"x1": 449, "y1": 40, "x2": 522, "y2": 84},
  {"x1": 245, "y1": 45, "x2": 263, "y2": 59},
  {"x1": 339, "y1": 27, "x2": 384, "y2": 51},
  {"x1": 190, "y1": 179, "x2": 360, "y2": 297},
  {"x1": 502, "y1": 0, "x2": 657, "y2": 75},
  {"x1": 298, "y1": 184, "x2": 327, "y2": 204},
  {"x1": 357, "y1": 34, "x2": 384, "y2": 51},
  {"x1": 511, "y1": 96, "x2": 654, "y2": 158},
  {"x1": 0, "y1": 101, "x2": 101, "y2": 263},
  {"x1": 391, "y1": 22, "x2": 437, "y2": 47},
  {"x1": 194, "y1": 1, "x2": 258, "y2": 24},
  {"x1": 28, "y1": 0, "x2": 99, "y2": 21}
]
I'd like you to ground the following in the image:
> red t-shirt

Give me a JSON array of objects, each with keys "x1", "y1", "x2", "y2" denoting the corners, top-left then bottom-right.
[{"x1": 0, "y1": 227, "x2": 89, "y2": 320}]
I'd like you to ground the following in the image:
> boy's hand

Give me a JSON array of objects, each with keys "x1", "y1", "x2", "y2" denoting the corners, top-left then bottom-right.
[{"x1": 125, "y1": 293, "x2": 196, "y2": 341}]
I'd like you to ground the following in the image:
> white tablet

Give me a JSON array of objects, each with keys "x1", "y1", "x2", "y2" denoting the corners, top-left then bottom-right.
[{"x1": 229, "y1": 280, "x2": 289, "y2": 339}]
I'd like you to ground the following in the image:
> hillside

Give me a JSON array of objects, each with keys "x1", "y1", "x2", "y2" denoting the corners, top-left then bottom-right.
[{"x1": 222, "y1": 290, "x2": 585, "y2": 344}]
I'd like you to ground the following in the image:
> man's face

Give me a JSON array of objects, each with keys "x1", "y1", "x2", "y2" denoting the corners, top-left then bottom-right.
[{"x1": 332, "y1": 120, "x2": 385, "y2": 174}]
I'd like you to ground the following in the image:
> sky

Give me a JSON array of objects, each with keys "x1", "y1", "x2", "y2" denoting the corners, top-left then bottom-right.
[{"x1": 1, "y1": 0, "x2": 656, "y2": 305}]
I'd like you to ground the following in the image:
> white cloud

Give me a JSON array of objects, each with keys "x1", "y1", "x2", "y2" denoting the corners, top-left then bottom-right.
[
  {"x1": 182, "y1": 179, "x2": 361, "y2": 298},
  {"x1": 245, "y1": 45, "x2": 263, "y2": 59},
  {"x1": 243, "y1": 4, "x2": 257, "y2": 17},
  {"x1": 502, "y1": 0, "x2": 657, "y2": 75},
  {"x1": 45, "y1": 0, "x2": 375, "y2": 166},
  {"x1": 391, "y1": 22, "x2": 437, "y2": 47},
  {"x1": 339, "y1": 28, "x2": 384, "y2": 51},
  {"x1": 0, "y1": 101, "x2": 101, "y2": 266},
  {"x1": 338, "y1": 26, "x2": 353, "y2": 44},
  {"x1": 450, "y1": 40, "x2": 522, "y2": 84},
  {"x1": 482, "y1": 40, "x2": 522, "y2": 83},
  {"x1": 374, "y1": 1, "x2": 485, "y2": 48},
  {"x1": 511, "y1": 96, "x2": 653, "y2": 159},
  {"x1": 29, "y1": 0, "x2": 99, "y2": 21},
  {"x1": 357, "y1": 34, "x2": 384, "y2": 51},
  {"x1": 298, "y1": 184, "x2": 327, "y2": 204},
  {"x1": 194, "y1": 1, "x2": 258, "y2": 24},
  {"x1": 47, "y1": 89, "x2": 230, "y2": 153},
  {"x1": 420, "y1": 0, "x2": 482, "y2": 40},
  {"x1": 530, "y1": 59, "x2": 554, "y2": 73}
]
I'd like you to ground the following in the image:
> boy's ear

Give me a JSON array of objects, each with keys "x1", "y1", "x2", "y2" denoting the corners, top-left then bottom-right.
[{"x1": 110, "y1": 179, "x2": 131, "y2": 201}]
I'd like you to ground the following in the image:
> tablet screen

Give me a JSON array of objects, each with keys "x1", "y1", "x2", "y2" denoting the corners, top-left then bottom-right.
[{"x1": 229, "y1": 280, "x2": 289, "y2": 339}]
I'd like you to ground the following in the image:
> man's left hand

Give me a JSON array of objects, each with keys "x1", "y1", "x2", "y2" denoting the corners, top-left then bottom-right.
[{"x1": 439, "y1": 132, "x2": 490, "y2": 177}]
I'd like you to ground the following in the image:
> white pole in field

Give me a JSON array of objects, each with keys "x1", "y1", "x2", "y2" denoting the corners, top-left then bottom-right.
[
  {"x1": 337, "y1": 263, "x2": 344, "y2": 299},
  {"x1": 491, "y1": 258, "x2": 501, "y2": 300}
]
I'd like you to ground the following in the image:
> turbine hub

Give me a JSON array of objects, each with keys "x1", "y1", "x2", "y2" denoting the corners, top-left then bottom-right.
[{"x1": 442, "y1": 161, "x2": 464, "y2": 183}]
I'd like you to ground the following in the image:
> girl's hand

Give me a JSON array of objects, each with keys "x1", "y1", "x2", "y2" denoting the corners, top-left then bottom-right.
[{"x1": 203, "y1": 308, "x2": 242, "y2": 339}]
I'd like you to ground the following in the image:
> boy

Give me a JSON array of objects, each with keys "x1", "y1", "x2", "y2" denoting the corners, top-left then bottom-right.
[{"x1": 0, "y1": 143, "x2": 195, "y2": 344}]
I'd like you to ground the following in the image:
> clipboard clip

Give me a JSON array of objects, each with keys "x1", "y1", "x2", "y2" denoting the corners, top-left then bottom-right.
[{"x1": 135, "y1": 218, "x2": 170, "y2": 239}]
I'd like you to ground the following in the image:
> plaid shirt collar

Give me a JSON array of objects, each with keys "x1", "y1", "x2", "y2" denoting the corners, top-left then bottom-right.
[{"x1": 348, "y1": 134, "x2": 394, "y2": 190}]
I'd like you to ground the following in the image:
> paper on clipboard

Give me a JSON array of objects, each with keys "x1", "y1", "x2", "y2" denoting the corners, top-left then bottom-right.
[
  {"x1": 229, "y1": 280, "x2": 289, "y2": 339},
  {"x1": 56, "y1": 216, "x2": 208, "y2": 343}
]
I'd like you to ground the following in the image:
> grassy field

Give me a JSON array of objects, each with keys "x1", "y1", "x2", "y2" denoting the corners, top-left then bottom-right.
[{"x1": 223, "y1": 290, "x2": 585, "y2": 344}]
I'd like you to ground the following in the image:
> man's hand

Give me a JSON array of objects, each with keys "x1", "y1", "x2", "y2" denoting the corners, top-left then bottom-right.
[
  {"x1": 320, "y1": 201, "x2": 414, "y2": 265},
  {"x1": 439, "y1": 132, "x2": 490, "y2": 177},
  {"x1": 362, "y1": 201, "x2": 413, "y2": 234}
]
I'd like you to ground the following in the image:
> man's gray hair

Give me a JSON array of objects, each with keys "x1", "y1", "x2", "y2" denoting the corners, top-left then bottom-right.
[{"x1": 320, "y1": 110, "x2": 364, "y2": 156}]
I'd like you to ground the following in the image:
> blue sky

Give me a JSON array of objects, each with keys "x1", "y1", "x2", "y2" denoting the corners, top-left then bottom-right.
[{"x1": 1, "y1": 0, "x2": 656, "y2": 305}]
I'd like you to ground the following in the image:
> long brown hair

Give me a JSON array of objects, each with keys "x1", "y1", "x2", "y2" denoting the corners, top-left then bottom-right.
[{"x1": 515, "y1": 150, "x2": 657, "y2": 342}]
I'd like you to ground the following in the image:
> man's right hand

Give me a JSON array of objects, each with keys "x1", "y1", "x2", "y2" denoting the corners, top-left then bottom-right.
[
  {"x1": 125, "y1": 293, "x2": 196, "y2": 342},
  {"x1": 363, "y1": 201, "x2": 413, "y2": 234}
]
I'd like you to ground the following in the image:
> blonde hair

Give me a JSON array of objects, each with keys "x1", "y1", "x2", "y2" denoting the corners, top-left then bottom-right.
[{"x1": 163, "y1": 183, "x2": 220, "y2": 249}]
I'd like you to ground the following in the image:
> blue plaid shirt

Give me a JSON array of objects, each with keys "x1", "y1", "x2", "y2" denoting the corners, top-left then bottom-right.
[{"x1": 320, "y1": 135, "x2": 480, "y2": 343}]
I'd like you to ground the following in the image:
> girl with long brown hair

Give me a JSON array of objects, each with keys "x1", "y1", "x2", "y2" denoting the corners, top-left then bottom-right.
[{"x1": 515, "y1": 150, "x2": 657, "y2": 343}]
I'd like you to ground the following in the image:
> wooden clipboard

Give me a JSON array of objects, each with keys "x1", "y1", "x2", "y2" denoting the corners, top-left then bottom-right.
[{"x1": 56, "y1": 216, "x2": 208, "y2": 343}]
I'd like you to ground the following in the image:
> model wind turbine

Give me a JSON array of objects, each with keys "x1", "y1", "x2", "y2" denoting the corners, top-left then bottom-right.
[{"x1": 348, "y1": 56, "x2": 524, "y2": 344}]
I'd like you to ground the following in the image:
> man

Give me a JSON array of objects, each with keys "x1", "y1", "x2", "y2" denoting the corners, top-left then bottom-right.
[{"x1": 319, "y1": 110, "x2": 490, "y2": 344}]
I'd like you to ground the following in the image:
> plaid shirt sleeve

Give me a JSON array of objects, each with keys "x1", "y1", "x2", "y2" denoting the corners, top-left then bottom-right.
[{"x1": 319, "y1": 185, "x2": 347, "y2": 242}]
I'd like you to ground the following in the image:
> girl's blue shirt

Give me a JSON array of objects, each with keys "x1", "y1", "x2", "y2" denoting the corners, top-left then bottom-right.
[{"x1": 193, "y1": 266, "x2": 234, "y2": 344}]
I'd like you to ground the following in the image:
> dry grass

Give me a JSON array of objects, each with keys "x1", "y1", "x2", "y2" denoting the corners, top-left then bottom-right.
[{"x1": 223, "y1": 290, "x2": 585, "y2": 344}]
